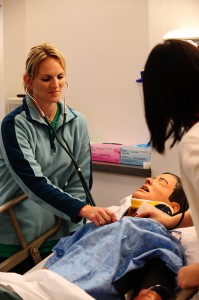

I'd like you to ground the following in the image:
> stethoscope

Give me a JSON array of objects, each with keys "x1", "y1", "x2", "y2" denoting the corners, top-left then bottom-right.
[{"x1": 25, "y1": 81, "x2": 96, "y2": 207}]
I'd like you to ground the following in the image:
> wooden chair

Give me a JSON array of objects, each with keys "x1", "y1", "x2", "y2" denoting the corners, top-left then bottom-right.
[{"x1": 0, "y1": 194, "x2": 60, "y2": 272}]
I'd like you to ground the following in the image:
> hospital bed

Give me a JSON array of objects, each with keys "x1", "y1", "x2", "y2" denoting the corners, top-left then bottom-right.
[{"x1": 0, "y1": 195, "x2": 198, "y2": 300}]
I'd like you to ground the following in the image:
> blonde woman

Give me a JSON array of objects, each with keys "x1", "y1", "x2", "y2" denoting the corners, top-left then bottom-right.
[{"x1": 0, "y1": 43, "x2": 116, "y2": 273}]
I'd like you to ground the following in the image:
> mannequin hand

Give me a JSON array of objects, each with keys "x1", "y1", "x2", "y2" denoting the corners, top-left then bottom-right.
[{"x1": 79, "y1": 205, "x2": 117, "y2": 226}]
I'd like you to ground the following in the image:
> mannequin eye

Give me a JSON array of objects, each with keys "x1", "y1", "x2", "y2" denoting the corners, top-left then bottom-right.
[{"x1": 158, "y1": 178, "x2": 168, "y2": 186}]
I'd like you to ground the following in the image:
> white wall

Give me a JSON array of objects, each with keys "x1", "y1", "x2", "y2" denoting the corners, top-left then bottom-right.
[
  {"x1": 4, "y1": 0, "x2": 150, "y2": 144},
  {"x1": 3, "y1": 0, "x2": 26, "y2": 109},
  {"x1": 2, "y1": 0, "x2": 199, "y2": 206}
]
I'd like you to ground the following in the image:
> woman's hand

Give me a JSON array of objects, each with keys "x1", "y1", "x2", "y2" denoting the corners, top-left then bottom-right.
[
  {"x1": 137, "y1": 209, "x2": 175, "y2": 229},
  {"x1": 79, "y1": 205, "x2": 117, "y2": 226},
  {"x1": 137, "y1": 209, "x2": 192, "y2": 229},
  {"x1": 177, "y1": 263, "x2": 199, "y2": 288}
]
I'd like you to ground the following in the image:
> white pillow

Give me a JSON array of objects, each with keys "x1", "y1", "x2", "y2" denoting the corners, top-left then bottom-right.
[{"x1": 178, "y1": 226, "x2": 199, "y2": 265}]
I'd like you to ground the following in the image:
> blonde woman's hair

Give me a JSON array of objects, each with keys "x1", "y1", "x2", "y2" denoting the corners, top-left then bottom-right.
[{"x1": 24, "y1": 43, "x2": 66, "y2": 91}]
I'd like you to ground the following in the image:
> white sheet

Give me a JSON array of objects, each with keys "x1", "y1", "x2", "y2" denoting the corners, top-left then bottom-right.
[{"x1": 0, "y1": 269, "x2": 94, "y2": 300}]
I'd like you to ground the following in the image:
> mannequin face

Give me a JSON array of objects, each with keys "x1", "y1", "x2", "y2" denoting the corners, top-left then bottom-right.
[{"x1": 132, "y1": 173, "x2": 179, "y2": 213}]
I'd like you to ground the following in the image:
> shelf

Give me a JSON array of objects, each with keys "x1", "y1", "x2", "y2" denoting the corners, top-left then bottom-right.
[{"x1": 92, "y1": 161, "x2": 151, "y2": 177}]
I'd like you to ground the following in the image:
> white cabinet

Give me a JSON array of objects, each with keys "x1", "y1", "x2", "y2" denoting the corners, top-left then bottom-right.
[{"x1": 8, "y1": 97, "x2": 23, "y2": 113}]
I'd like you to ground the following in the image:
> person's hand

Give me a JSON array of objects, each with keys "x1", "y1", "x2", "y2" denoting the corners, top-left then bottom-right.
[
  {"x1": 137, "y1": 209, "x2": 174, "y2": 229},
  {"x1": 177, "y1": 263, "x2": 199, "y2": 288},
  {"x1": 79, "y1": 205, "x2": 117, "y2": 226}
]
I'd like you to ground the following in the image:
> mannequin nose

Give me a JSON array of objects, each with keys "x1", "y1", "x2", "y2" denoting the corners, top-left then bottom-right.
[{"x1": 145, "y1": 177, "x2": 153, "y2": 185}]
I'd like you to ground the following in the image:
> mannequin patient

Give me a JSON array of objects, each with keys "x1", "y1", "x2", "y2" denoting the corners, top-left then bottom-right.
[{"x1": 44, "y1": 172, "x2": 187, "y2": 300}]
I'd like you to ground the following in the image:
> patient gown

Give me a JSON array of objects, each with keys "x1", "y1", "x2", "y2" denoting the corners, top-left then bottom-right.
[{"x1": 44, "y1": 217, "x2": 185, "y2": 300}]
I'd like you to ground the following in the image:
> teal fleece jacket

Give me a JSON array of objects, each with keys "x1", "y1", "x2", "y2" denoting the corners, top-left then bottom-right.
[{"x1": 0, "y1": 96, "x2": 93, "y2": 245}]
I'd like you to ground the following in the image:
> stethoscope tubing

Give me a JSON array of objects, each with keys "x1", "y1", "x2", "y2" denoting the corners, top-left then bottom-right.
[{"x1": 25, "y1": 83, "x2": 96, "y2": 207}]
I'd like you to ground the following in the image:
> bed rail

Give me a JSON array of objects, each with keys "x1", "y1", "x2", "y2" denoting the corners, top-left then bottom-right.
[{"x1": 0, "y1": 194, "x2": 61, "y2": 272}]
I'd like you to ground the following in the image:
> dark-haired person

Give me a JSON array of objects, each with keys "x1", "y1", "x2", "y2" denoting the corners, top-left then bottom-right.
[
  {"x1": 43, "y1": 173, "x2": 187, "y2": 300},
  {"x1": 141, "y1": 39, "x2": 199, "y2": 292}
]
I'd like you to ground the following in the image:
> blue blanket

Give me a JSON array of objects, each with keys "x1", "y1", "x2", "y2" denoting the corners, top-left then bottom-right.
[{"x1": 44, "y1": 217, "x2": 185, "y2": 300}]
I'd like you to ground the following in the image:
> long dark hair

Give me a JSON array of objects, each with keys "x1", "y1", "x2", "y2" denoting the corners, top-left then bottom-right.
[{"x1": 143, "y1": 39, "x2": 199, "y2": 154}]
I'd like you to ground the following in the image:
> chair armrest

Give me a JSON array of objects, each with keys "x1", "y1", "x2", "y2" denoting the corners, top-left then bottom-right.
[
  {"x1": 0, "y1": 194, "x2": 27, "y2": 213},
  {"x1": 0, "y1": 194, "x2": 61, "y2": 271}
]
